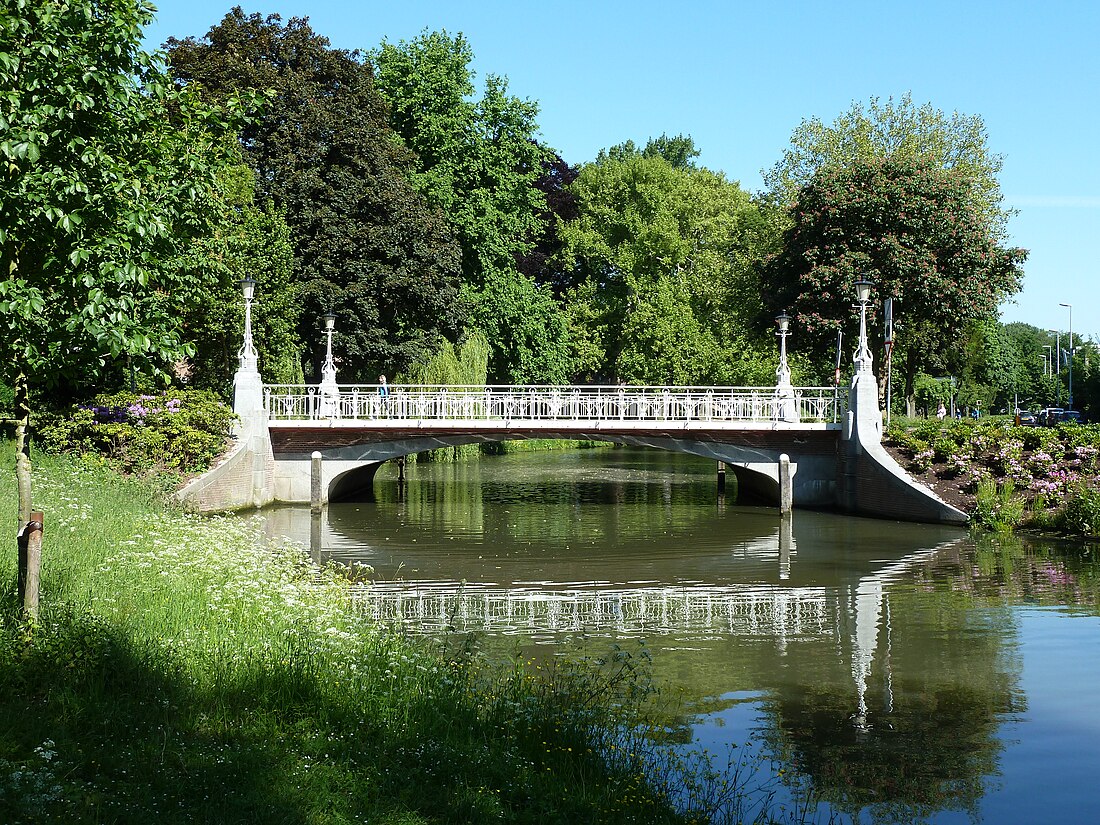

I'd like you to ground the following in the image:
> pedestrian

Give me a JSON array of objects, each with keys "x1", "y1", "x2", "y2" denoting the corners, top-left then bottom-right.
[
  {"x1": 378, "y1": 375, "x2": 389, "y2": 399},
  {"x1": 936, "y1": 402, "x2": 946, "y2": 421}
]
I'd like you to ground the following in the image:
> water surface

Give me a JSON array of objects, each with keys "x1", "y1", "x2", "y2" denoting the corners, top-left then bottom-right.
[{"x1": 259, "y1": 448, "x2": 1100, "y2": 823}]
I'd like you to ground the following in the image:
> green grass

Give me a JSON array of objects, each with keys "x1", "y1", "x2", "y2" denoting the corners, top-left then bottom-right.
[{"x1": 0, "y1": 445, "x2": 711, "y2": 824}]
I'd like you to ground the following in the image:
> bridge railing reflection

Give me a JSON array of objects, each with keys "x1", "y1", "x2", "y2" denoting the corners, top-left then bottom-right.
[
  {"x1": 349, "y1": 582, "x2": 831, "y2": 639},
  {"x1": 265, "y1": 384, "x2": 843, "y2": 425}
]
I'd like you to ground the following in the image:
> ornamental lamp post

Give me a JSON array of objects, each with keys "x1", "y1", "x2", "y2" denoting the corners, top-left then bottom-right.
[
  {"x1": 1060, "y1": 302, "x2": 1073, "y2": 410},
  {"x1": 775, "y1": 311, "x2": 792, "y2": 385},
  {"x1": 238, "y1": 276, "x2": 258, "y2": 373},
  {"x1": 853, "y1": 279, "x2": 874, "y2": 374},
  {"x1": 774, "y1": 311, "x2": 797, "y2": 422},
  {"x1": 319, "y1": 312, "x2": 339, "y2": 417},
  {"x1": 232, "y1": 276, "x2": 263, "y2": 420}
]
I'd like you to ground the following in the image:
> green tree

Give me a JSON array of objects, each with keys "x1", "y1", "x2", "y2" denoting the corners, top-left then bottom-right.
[
  {"x1": 0, "y1": 0, "x2": 240, "y2": 605},
  {"x1": 372, "y1": 30, "x2": 573, "y2": 384},
  {"x1": 176, "y1": 163, "x2": 303, "y2": 392},
  {"x1": 167, "y1": 10, "x2": 464, "y2": 382},
  {"x1": 762, "y1": 157, "x2": 1025, "y2": 413},
  {"x1": 764, "y1": 92, "x2": 1010, "y2": 236},
  {"x1": 465, "y1": 272, "x2": 573, "y2": 384},
  {"x1": 559, "y1": 149, "x2": 776, "y2": 383},
  {"x1": 372, "y1": 30, "x2": 552, "y2": 286}
]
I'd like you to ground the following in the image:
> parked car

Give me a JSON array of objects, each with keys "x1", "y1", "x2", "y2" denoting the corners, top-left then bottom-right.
[
  {"x1": 1038, "y1": 408, "x2": 1065, "y2": 426},
  {"x1": 1060, "y1": 410, "x2": 1083, "y2": 425},
  {"x1": 1015, "y1": 410, "x2": 1037, "y2": 426}
]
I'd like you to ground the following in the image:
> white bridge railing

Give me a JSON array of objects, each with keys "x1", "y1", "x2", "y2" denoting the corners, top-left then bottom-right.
[{"x1": 264, "y1": 384, "x2": 843, "y2": 425}]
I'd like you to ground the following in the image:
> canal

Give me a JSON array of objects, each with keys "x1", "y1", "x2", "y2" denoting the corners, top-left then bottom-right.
[{"x1": 259, "y1": 447, "x2": 1100, "y2": 824}]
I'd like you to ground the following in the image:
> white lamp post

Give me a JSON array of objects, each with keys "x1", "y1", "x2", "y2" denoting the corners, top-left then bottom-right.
[
  {"x1": 319, "y1": 312, "x2": 338, "y2": 417},
  {"x1": 774, "y1": 311, "x2": 797, "y2": 421},
  {"x1": 1060, "y1": 302, "x2": 1073, "y2": 409},
  {"x1": 238, "y1": 276, "x2": 258, "y2": 373},
  {"x1": 853, "y1": 279, "x2": 874, "y2": 374},
  {"x1": 775, "y1": 311, "x2": 792, "y2": 385},
  {"x1": 233, "y1": 276, "x2": 263, "y2": 419}
]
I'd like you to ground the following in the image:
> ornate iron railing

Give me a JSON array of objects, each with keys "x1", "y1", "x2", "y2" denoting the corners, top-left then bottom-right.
[{"x1": 264, "y1": 384, "x2": 843, "y2": 424}]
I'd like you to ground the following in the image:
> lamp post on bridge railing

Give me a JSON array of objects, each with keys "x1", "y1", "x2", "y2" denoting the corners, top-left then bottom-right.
[
  {"x1": 774, "y1": 311, "x2": 797, "y2": 422},
  {"x1": 853, "y1": 279, "x2": 874, "y2": 375},
  {"x1": 319, "y1": 312, "x2": 338, "y2": 417},
  {"x1": 233, "y1": 276, "x2": 263, "y2": 419}
]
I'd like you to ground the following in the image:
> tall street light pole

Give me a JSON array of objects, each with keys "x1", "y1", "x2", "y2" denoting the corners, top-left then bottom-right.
[{"x1": 1060, "y1": 302, "x2": 1073, "y2": 409}]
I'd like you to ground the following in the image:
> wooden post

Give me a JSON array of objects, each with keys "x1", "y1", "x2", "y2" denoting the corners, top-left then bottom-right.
[
  {"x1": 310, "y1": 451, "x2": 323, "y2": 515},
  {"x1": 18, "y1": 511, "x2": 43, "y2": 619},
  {"x1": 716, "y1": 461, "x2": 726, "y2": 495},
  {"x1": 779, "y1": 454, "x2": 793, "y2": 514}
]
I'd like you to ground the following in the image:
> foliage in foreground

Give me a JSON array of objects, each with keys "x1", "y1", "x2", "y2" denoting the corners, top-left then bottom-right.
[
  {"x1": 33, "y1": 389, "x2": 236, "y2": 478},
  {"x1": 0, "y1": 447, "x2": 725, "y2": 824}
]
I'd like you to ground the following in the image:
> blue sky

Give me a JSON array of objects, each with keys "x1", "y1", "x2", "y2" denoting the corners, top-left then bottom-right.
[{"x1": 143, "y1": 0, "x2": 1100, "y2": 340}]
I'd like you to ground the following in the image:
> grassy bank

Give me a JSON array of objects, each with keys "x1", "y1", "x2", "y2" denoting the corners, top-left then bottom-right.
[{"x1": 0, "y1": 446, "x2": 706, "y2": 824}]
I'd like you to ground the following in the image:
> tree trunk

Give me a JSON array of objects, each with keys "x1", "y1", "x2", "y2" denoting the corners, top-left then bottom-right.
[{"x1": 14, "y1": 370, "x2": 38, "y2": 615}]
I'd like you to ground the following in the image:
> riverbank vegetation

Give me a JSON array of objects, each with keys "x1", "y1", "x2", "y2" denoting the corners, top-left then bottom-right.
[
  {"x1": 886, "y1": 418, "x2": 1100, "y2": 534},
  {"x1": 0, "y1": 444, "x2": 737, "y2": 824}
]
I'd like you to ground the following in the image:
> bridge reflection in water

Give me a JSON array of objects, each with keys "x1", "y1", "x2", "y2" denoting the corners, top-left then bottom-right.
[{"x1": 353, "y1": 581, "x2": 831, "y2": 640}]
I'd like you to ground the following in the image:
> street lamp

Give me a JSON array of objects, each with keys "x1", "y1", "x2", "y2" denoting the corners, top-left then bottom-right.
[
  {"x1": 1043, "y1": 345, "x2": 1053, "y2": 377},
  {"x1": 775, "y1": 311, "x2": 792, "y2": 385},
  {"x1": 238, "y1": 276, "x2": 258, "y2": 372},
  {"x1": 853, "y1": 279, "x2": 874, "y2": 374},
  {"x1": 774, "y1": 311, "x2": 797, "y2": 421},
  {"x1": 321, "y1": 313, "x2": 337, "y2": 387},
  {"x1": 319, "y1": 312, "x2": 338, "y2": 416},
  {"x1": 1049, "y1": 330, "x2": 1061, "y2": 375},
  {"x1": 1060, "y1": 302, "x2": 1073, "y2": 409}
]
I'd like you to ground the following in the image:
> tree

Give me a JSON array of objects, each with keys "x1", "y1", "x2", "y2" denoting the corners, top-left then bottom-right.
[
  {"x1": 371, "y1": 31, "x2": 573, "y2": 383},
  {"x1": 0, "y1": 0, "x2": 240, "y2": 608},
  {"x1": 371, "y1": 30, "x2": 553, "y2": 286},
  {"x1": 764, "y1": 93, "x2": 1010, "y2": 237},
  {"x1": 464, "y1": 271, "x2": 573, "y2": 384},
  {"x1": 175, "y1": 163, "x2": 303, "y2": 392},
  {"x1": 558, "y1": 149, "x2": 776, "y2": 383},
  {"x1": 598, "y1": 133, "x2": 701, "y2": 170},
  {"x1": 761, "y1": 157, "x2": 1026, "y2": 413},
  {"x1": 167, "y1": 10, "x2": 464, "y2": 381}
]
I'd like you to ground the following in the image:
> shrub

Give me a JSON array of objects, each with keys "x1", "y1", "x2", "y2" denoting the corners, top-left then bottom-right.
[
  {"x1": 973, "y1": 478, "x2": 1025, "y2": 532},
  {"x1": 34, "y1": 389, "x2": 236, "y2": 475},
  {"x1": 1058, "y1": 484, "x2": 1100, "y2": 537}
]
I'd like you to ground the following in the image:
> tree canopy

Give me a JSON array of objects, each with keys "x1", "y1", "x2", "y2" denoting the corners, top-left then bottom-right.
[
  {"x1": 167, "y1": 9, "x2": 464, "y2": 381},
  {"x1": 761, "y1": 156, "x2": 1026, "y2": 408},
  {"x1": 764, "y1": 93, "x2": 1010, "y2": 237},
  {"x1": 558, "y1": 148, "x2": 778, "y2": 384},
  {"x1": 372, "y1": 29, "x2": 553, "y2": 287}
]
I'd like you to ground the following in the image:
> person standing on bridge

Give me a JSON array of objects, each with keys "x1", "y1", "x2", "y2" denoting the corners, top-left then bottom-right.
[{"x1": 378, "y1": 375, "x2": 389, "y2": 399}]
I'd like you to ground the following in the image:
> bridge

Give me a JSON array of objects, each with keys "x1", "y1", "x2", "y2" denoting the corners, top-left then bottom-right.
[
  {"x1": 177, "y1": 295, "x2": 967, "y2": 524},
  {"x1": 181, "y1": 375, "x2": 965, "y2": 523}
]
